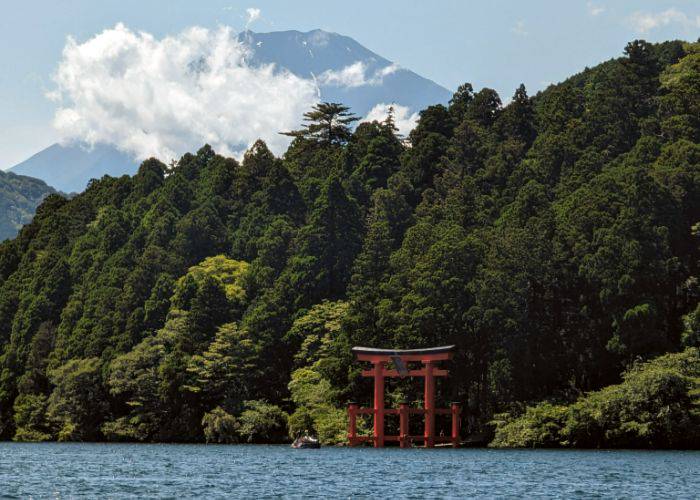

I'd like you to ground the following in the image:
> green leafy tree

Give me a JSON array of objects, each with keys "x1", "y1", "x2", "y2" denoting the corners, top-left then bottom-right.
[
  {"x1": 236, "y1": 400, "x2": 288, "y2": 443},
  {"x1": 186, "y1": 322, "x2": 259, "y2": 412},
  {"x1": 201, "y1": 406, "x2": 240, "y2": 443},
  {"x1": 282, "y1": 102, "x2": 358, "y2": 145},
  {"x1": 46, "y1": 357, "x2": 107, "y2": 441},
  {"x1": 286, "y1": 175, "x2": 363, "y2": 303}
]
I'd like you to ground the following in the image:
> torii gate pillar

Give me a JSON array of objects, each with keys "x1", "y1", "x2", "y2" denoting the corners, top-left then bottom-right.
[
  {"x1": 348, "y1": 346, "x2": 459, "y2": 448},
  {"x1": 373, "y1": 360, "x2": 385, "y2": 447}
]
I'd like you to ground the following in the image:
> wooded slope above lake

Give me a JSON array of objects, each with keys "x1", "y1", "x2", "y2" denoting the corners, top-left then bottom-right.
[{"x1": 0, "y1": 40, "x2": 698, "y2": 447}]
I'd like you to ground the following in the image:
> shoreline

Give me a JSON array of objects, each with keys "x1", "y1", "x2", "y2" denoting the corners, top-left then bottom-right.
[{"x1": 2, "y1": 441, "x2": 700, "y2": 451}]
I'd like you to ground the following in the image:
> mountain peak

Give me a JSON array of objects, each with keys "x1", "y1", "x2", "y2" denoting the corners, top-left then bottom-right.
[
  {"x1": 11, "y1": 29, "x2": 452, "y2": 195},
  {"x1": 237, "y1": 29, "x2": 451, "y2": 115}
]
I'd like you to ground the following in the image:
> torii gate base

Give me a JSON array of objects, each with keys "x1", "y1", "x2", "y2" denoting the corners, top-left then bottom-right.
[{"x1": 348, "y1": 346, "x2": 460, "y2": 448}]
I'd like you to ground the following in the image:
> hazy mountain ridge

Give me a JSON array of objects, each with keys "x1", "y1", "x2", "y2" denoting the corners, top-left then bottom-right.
[
  {"x1": 10, "y1": 143, "x2": 138, "y2": 195},
  {"x1": 0, "y1": 169, "x2": 56, "y2": 241}
]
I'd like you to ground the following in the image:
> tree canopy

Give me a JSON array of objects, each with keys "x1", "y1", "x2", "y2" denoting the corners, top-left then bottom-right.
[
  {"x1": 0, "y1": 40, "x2": 699, "y2": 447},
  {"x1": 282, "y1": 102, "x2": 358, "y2": 145}
]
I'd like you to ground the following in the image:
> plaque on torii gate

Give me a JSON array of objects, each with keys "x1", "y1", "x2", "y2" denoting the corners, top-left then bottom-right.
[{"x1": 347, "y1": 345, "x2": 460, "y2": 448}]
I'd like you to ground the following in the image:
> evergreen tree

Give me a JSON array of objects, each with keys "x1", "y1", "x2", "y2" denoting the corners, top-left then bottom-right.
[{"x1": 282, "y1": 102, "x2": 358, "y2": 145}]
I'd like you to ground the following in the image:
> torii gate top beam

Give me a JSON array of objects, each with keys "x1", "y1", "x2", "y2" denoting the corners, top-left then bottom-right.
[{"x1": 351, "y1": 345, "x2": 455, "y2": 362}]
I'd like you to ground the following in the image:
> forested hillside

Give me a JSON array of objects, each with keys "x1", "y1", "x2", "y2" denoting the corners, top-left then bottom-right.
[
  {"x1": 0, "y1": 170, "x2": 56, "y2": 241},
  {"x1": 0, "y1": 40, "x2": 698, "y2": 446}
]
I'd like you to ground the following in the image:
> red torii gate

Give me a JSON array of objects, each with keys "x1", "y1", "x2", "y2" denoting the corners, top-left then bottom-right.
[{"x1": 348, "y1": 345, "x2": 460, "y2": 448}]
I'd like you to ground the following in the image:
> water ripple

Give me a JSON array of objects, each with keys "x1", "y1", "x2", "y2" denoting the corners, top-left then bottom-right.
[{"x1": 0, "y1": 443, "x2": 698, "y2": 498}]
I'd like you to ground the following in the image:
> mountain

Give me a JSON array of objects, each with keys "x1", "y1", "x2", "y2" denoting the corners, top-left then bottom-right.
[
  {"x1": 9, "y1": 142, "x2": 138, "y2": 195},
  {"x1": 0, "y1": 169, "x2": 56, "y2": 241},
  {"x1": 8, "y1": 29, "x2": 451, "y2": 195},
  {"x1": 237, "y1": 29, "x2": 453, "y2": 115}
]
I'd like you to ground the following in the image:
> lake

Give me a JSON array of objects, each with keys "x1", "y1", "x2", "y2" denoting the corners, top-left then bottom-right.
[{"x1": 0, "y1": 443, "x2": 698, "y2": 498}]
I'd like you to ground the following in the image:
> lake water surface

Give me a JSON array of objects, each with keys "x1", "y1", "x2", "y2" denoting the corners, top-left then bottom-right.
[{"x1": 0, "y1": 443, "x2": 698, "y2": 498}]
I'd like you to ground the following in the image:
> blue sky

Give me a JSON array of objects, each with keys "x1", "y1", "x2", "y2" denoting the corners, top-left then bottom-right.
[{"x1": 1, "y1": 0, "x2": 699, "y2": 168}]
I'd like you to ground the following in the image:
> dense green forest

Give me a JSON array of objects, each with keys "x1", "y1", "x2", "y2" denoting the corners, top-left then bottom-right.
[
  {"x1": 0, "y1": 170, "x2": 56, "y2": 241},
  {"x1": 0, "y1": 40, "x2": 699, "y2": 447}
]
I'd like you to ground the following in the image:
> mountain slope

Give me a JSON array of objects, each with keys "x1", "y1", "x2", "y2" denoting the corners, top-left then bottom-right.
[
  {"x1": 0, "y1": 169, "x2": 56, "y2": 241},
  {"x1": 9, "y1": 143, "x2": 138, "y2": 194},
  {"x1": 238, "y1": 29, "x2": 452, "y2": 114},
  {"x1": 9, "y1": 29, "x2": 451, "y2": 195}
]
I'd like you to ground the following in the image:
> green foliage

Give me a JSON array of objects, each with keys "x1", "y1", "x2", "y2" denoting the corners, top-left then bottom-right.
[
  {"x1": 287, "y1": 368, "x2": 347, "y2": 445},
  {"x1": 658, "y1": 42, "x2": 700, "y2": 141},
  {"x1": 0, "y1": 39, "x2": 699, "y2": 446},
  {"x1": 491, "y1": 348, "x2": 700, "y2": 448},
  {"x1": 202, "y1": 407, "x2": 240, "y2": 444},
  {"x1": 490, "y1": 403, "x2": 568, "y2": 448},
  {"x1": 12, "y1": 393, "x2": 51, "y2": 442},
  {"x1": 186, "y1": 322, "x2": 259, "y2": 411},
  {"x1": 201, "y1": 401, "x2": 288, "y2": 444},
  {"x1": 288, "y1": 300, "x2": 349, "y2": 370},
  {"x1": 103, "y1": 313, "x2": 186, "y2": 441},
  {"x1": 682, "y1": 303, "x2": 700, "y2": 348},
  {"x1": 236, "y1": 400, "x2": 288, "y2": 443},
  {"x1": 174, "y1": 255, "x2": 249, "y2": 303},
  {"x1": 313, "y1": 406, "x2": 347, "y2": 445},
  {"x1": 282, "y1": 102, "x2": 358, "y2": 145},
  {"x1": 285, "y1": 301, "x2": 351, "y2": 444},
  {"x1": 46, "y1": 357, "x2": 107, "y2": 441}
]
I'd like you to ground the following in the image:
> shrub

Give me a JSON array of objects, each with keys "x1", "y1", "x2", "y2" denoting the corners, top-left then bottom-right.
[
  {"x1": 490, "y1": 403, "x2": 568, "y2": 448},
  {"x1": 314, "y1": 407, "x2": 347, "y2": 445},
  {"x1": 287, "y1": 367, "x2": 348, "y2": 445},
  {"x1": 490, "y1": 348, "x2": 700, "y2": 448},
  {"x1": 237, "y1": 400, "x2": 288, "y2": 443},
  {"x1": 46, "y1": 358, "x2": 108, "y2": 441},
  {"x1": 202, "y1": 407, "x2": 240, "y2": 444},
  {"x1": 288, "y1": 406, "x2": 315, "y2": 439},
  {"x1": 13, "y1": 394, "x2": 51, "y2": 442},
  {"x1": 101, "y1": 416, "x2": 154, "y2": 442},
  {"x1": 562, "y1": 368, "x2": 693, "y2": 448}
]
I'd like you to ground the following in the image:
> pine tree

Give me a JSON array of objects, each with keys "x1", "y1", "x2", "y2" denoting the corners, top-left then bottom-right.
[{"x1": 282, "y1": 102, "x2": 358, "y2": 145}]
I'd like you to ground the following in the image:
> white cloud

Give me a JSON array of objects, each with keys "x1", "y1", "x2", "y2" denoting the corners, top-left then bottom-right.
[
  {"x1": 511, "y1": 20, "x2": 528, "y2": 36},
  {"x1": 364, "y1": 103, "x2": 419, "y2": 137},
  {"x1": 245, "y1": 7, "x2": 261, "y2": 27},
  {"x1": 318, "y1": 61, "x2": 368, "y2": 87},
  {"x1": 587, "y1": 2, "x2": 605, "y2": 16},
  {"x1": 627, "y1": 8, "x2": 700, "y2": 34},
  {"x1": 48, "y1": 24, "x2": 319, "y2": 161},
  {"x1": 376, "y1": 63, "x2": 400, "y2": 79},
  {"x1": 308, "y1": 30, "x2": 330, "y2": 47},
  {"x1": 317, "y1": 61, "x2": 400, "y2": 88}
]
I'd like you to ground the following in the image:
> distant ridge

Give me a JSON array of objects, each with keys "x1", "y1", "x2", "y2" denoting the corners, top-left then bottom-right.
[
  {"x1": 0, "y1": 168, "x2": 56, "y2": 241},
  {"x1": 10, "y1": 143, "x2": 138, "y2": 194}
]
